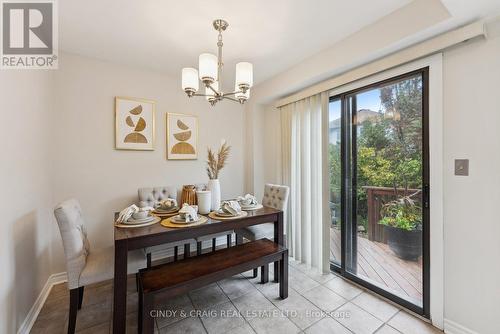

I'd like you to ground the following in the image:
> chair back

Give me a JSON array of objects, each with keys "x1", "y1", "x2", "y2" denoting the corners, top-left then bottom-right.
[
  {"x1": 54, "y1": 199, "x2": 90, "y2": 289},
  {"x1": 138, "y1": 186, "x2": 177, "y2": 208},
  {"x1": 262, "y1": 184, "x2": 290, "y2": 239},
  {"x1": 262, "y1": 184, "x2": 290, "y2": 211}
]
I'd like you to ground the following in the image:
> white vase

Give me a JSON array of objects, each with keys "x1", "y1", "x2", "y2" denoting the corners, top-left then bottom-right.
[
  {"x1": 207, "y1": 179, "x2": 221, "y2": 211},
  {"x1": 196, "y1": 190, "x2": 211, "y2": 214}
]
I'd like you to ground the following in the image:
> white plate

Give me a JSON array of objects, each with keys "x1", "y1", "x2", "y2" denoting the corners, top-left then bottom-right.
[
  {"x1": 238, "y1": 202, "x2": 257, "y2": 207},
  {"x1": 240, "y1": 204, "x2": 263, "y2": 211},
  {"x1": 116, "y1": 217, "x2": 160, "y2": 228},
  {"x1": 154, "y1": 207, "x2": 179, "y2": 213},
  {"x1": 171, "y1": 215, "x2": 201, "y2": 224},
  {"x1": 215, "y1": 210, "x2": 238, "y2": 217},
  {"x1": 124, "y1": 216, "x2": 155, "y2": 225},
  {"x1": 130, "y1": 214, "x2": 154, "y2": 221}
]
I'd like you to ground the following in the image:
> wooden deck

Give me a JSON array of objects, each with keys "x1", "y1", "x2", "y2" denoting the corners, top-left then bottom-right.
[{"x1": 330, "y1": 228, "x2": 422, "y2": 305}]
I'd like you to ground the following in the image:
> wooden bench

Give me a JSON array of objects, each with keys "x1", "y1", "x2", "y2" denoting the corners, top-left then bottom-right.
[{"x1": 137, "y1": 238, "x2": 288, "y2": 333}]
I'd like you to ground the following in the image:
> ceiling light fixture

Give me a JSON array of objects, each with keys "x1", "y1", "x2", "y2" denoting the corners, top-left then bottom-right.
[{"x1": 181, "y1": 19, "x2": 253, "y2": 106}]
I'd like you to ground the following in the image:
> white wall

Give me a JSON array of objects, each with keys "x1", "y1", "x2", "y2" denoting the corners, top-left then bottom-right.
[
  {"x1": 1, "y1": 52, "x2": 246, "y2": 331},
  {"x1": 253, "y1": 105, "x2": 281, "y2": 201},
  {"x1": 50, "y1": 52, "x2": 245, "y2": 271},
  {"x1": 442, "y1": 28, "x2": 500, "y2": 334},
  {"x1": 247, "y1": 19, "x2": 500, "y2": 334},
  {"x1": 0, "y1": 71, "x2": 54, "y2": 333}
]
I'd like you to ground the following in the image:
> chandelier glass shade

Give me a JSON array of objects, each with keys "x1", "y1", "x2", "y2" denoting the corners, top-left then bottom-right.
[
  {"x1": 181, "y1": 19, "x2": 253, "y2": 106},
  {"x1": 181, "y1": 67, "x2": 199, "y2": 93},
  {"x1": 199, "y1": 53, "x2": 218, "y2": 83}
]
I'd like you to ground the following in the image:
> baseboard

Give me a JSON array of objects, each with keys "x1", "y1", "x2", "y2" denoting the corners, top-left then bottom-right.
[
  {"x1": 444, "y1": 319, "x2": 478, "y2": 334},
  {"x1": 17, "y1": 272, "x2": 67, "y2": 334},
  {"x1": 19, "y1": 236, "x2": 231, "y2": 332}
]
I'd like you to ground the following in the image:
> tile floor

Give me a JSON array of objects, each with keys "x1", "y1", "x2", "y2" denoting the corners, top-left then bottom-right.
[{"x1": 30, "y1": 259, "x2": 442, "y2": 334}]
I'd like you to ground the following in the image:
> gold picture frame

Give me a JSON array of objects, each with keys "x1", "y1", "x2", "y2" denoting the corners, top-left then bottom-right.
[
  {"x1": 166, "y1": 113, "x2": 198, "y2": 160},
  {"x1": 115, "y1": 96, "x2": 155, "y2": 150}
]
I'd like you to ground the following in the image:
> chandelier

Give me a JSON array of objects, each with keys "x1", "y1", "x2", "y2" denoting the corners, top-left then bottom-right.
[{"x1": 181, "y1": 19, "x2": 253, "y2": 106}]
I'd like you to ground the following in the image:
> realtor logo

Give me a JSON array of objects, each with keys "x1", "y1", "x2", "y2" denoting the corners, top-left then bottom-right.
[{"x1": 1, "y1": 0, "x2": 58, "y2": 69}]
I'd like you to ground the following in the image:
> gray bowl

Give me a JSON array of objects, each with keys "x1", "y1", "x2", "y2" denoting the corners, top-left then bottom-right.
[{"x1": 132, "y1": 211, "x2": 148, "y2": 219}]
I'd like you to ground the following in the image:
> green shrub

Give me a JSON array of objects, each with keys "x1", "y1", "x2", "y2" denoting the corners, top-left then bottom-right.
[{"x1": 379, "y1": 195, "x2": 422, "y2": 231}]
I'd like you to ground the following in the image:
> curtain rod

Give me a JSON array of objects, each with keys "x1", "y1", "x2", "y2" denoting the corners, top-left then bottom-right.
[{"x1": 275, "y1": 20, "x2": 485, "y2": 108}]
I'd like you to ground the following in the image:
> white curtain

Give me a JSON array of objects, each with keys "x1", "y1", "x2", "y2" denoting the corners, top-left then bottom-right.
[{"x1": 280, "y1": 92, "x2": 330, "y2": 272}]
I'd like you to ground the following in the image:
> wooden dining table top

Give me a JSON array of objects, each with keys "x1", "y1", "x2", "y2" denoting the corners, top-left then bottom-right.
[{"x1": 114, "y1": 206, "x2": 281, "y2": 243}]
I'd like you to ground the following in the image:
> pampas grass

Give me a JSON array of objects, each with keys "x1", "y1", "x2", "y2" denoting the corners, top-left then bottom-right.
[{"x1": 206, "y1": 142, "x2": 231, "y2": 179}]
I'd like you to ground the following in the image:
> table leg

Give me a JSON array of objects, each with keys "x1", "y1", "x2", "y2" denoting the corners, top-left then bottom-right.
[
  {"x1": 274, "y1": 211, "x2": 284, "y2": 283},
  {"x1": 274, "y1": 262, "x2": 279, "y2": 283},
  {"x1": 142, "y1": 294, "x2": 154, "y2": 334},
  {"x1": 261, "y1": 265, "x2": 269, "y2": 283},
  {"x1": 113, "y1": 240, "x2": 128, "y2": 333}
]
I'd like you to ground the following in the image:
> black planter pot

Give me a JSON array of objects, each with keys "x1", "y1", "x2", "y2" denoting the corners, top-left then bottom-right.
[{"x1": 384, "y1": 225, "x2": 422, "y2": 261}]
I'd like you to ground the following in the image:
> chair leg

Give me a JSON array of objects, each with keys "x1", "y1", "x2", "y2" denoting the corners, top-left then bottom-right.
[
  {"x1": 141, "y1": 293, "x2": 154, "y2": 334},
  {"x1": 136, "y1": 273, "x2": 140, "y2": 292},
  {"x1": 174, "y1": 246, "x2": 178, "y2": 261},
  {"x1": 227, "y1": 234, "x2": 232, "y2": 247},
  {"x1": 78, "y1": 286, "x2": 84, "y2": 309},
  {"x1": 279, "y1": 251, "x2": 289, "y2": 299},
  {"x1": 212, "y1": 238, "x2": 216, "y2": 252},
  {"x1": 261, "y1": 265, "x2": 269, "y2": 283},
  {"x1": 236, "y1": 234, "x2": 243, "y2": 245},
  {"x1": 68, "y1": 288, "x2": 79, "y2": 334},
  {"x1": 184, "y1": 243, "x2": 190, "y2": 259},
  {"x1": 252, "y1": 268, "x2": 258, "y2": 278},
  {"x1": 146, "y1": 253, "x2": 152, "y2": 268},
  {"x1": 197, "y1": 241, "x2": 202, "y2": 255}
]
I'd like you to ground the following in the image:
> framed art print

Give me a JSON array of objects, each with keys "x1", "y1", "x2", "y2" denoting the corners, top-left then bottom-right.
[
  {"x1": 166, "y1": 113, "x2": 198, "y2": 160},
  {"x1": 115, "y1": 97, "x2": 155, "y2": 150}
]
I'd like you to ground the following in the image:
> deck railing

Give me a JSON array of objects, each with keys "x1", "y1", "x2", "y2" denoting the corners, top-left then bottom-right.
[{"x1": 362, "y1": 186, "x2": 421, "y2": 243}]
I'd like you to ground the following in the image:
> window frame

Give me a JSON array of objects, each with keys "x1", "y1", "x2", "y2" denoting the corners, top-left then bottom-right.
[{"x1": 328, "y1": 67, "x2": 431, "y2": 318}]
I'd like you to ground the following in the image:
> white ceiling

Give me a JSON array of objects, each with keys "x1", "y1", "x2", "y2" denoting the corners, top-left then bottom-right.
[
  {"x1": 59, "y1": 0, "x2": 500, "y2": 86},
  {"x1": 59, "y1": 0, "x2": 412, "y2": 84}
]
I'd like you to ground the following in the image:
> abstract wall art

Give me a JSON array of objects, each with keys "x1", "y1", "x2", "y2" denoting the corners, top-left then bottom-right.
[
  {"x1": 166, "y1": 113, "x2": 198, "y2": 160},
  {"x1": 115, "y1": 97, "x2": 155, "y2": 150}
]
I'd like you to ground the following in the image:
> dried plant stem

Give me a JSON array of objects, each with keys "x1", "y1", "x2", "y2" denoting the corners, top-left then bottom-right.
[{"x1": 206, "y1": 142, "x2": 231, "y2": 179}]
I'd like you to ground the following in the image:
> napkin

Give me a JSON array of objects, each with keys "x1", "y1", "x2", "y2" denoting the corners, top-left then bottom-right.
[
  {"x1": 178, "y1": 203, "x2": 198, "y2": 222},
  {"x1": 156, "y1": 198, "x2": 178, "y2": 210},
  {"x1": 220, "y1": 200, "x2": 242, "y2": 215},
  {"x1": 117, "y1": 204, "x2": 139, "y2": 223},
  {"x1": 237, "y1": 194, "x2": 258, "y2": 206}
]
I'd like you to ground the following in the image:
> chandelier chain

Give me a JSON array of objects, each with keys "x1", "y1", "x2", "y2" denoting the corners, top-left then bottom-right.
[{"x1": 217, "y1": 30, "x2": 223, "y2": 96}]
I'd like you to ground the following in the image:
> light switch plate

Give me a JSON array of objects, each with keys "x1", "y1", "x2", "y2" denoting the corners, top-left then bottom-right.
[{"x1": 455, "y1": 159, "x2": 469, "y2": 176}]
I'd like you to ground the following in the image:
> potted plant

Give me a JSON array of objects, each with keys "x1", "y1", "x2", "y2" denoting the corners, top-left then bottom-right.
[
  {"x1": 378, "y1": 189, "x2": 422, "y2": 261},
  {"x1": 206, "y1": 142, "x2": 231, "y2": 210}
]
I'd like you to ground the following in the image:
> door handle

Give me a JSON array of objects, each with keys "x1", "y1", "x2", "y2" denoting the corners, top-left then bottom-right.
[{"x1": 423, "y1": 184, "x2": 430, "y2": 208}]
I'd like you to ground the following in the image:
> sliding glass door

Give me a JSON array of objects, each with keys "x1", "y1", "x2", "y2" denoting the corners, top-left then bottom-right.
[{"x1": 328, "y1": 68, "x2": 429, "y2": 316}]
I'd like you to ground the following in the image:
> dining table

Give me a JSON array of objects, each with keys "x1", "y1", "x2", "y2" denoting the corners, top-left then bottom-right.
[{"x1": 112, "y1": 206, "x2": 284, "y2": 333}]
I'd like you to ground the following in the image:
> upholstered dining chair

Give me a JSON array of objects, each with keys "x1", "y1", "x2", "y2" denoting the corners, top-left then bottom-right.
[
  {"x1": 235, "y1": 184, "x2": 290, "y2": 278},
  {"x1": 54, "y1": 199, "x2": 146, "y2": 334},
  {"x1": 138, "y1": 186, "x2": 196, "y2": 266}
]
